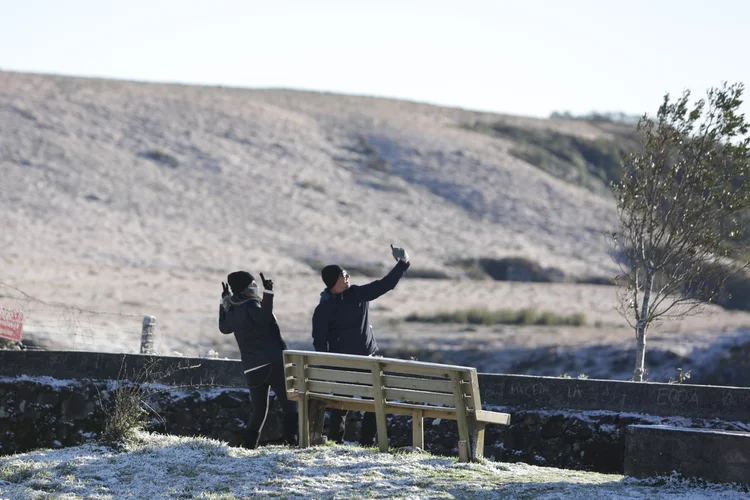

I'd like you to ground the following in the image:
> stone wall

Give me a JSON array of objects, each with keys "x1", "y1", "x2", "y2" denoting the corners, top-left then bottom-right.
[
  {"x1": 2, "y1": 350, "x2": 750, "y2": 474},
  {"x1": 0, "y1": 378, "x2": 102, "y2": 454},
  {"x1": 4, "y1": 350, "x2": 750, "y2": 422},
  {"x1": 0, "y1": 378, "x2": 267, "y2": 455},
  {"x1": 3, "y1": 375, "x2": 749, "y2": 473},
  {"x1": 624, "y1": 425, "x2": 750, "y2": 485}
]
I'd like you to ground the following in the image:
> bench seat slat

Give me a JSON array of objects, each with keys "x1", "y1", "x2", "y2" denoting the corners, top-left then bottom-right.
[
  {"x1": 288, "y1": 357, "x2": 457, "y2": 379},
  {"x1": 383, "y1": 388, "x2": 459, "y2": 407},
  {"x1": 380, "y1": 362, "x2": 455, "y2": 379},
  {"x1": 284, "y1": 349, "x2": 474, "y2": 372},
  {"x1": 299, "y1": 393, "x2": 461, "y2": 420},
  {"x1": 307, "y1": 380, "x2": 374, "y2": 398},
  {"x1": 286, "y1": 391, "x2": 511, "y2": 426},
  {"x1": 305, "y1": 358, "x2": 378, "y2": 370},
  {"x1": 287, "y1": 368, "x2": 455, "y2": 393},
  {"x1": 307, "y1": 367, "x2": 372, "y2": 385},
  {"x1": 382, "y1": 375, "x2": 454, "y2": 394}
]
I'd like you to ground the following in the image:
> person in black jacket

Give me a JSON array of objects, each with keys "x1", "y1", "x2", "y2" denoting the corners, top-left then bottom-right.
[
  {"x1": 311, "y1": 245, "x2": 410, "y2": 445},
  {"x1": 219, "y1": 270, "x2": 297, "y2": 448}
]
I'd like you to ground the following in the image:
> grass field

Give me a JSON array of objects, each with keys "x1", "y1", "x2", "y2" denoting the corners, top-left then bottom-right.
[{"x1": 1, "y1": 432, "x2": 747, "y2": 499}]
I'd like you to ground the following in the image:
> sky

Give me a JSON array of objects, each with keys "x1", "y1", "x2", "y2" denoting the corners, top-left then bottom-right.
[{"x1": 1, "y1": 0, "x2": 748, "y2": 118}]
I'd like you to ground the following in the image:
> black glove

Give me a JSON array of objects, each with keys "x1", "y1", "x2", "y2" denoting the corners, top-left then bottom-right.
[
  {"x1": 260, "y1": 273, "x2": 273, "y2": 291},
  {"x1": 221, "y1": 282, "x2": 230, "y2": 298}
]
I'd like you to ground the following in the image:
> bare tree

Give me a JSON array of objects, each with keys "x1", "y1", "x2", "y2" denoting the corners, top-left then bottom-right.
[{"x1": 611, "y1": 82, "x2": 750, "y2": 382}]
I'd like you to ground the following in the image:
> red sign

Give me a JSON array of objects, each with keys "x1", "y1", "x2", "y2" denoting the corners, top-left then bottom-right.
[{"x1": 0, "y1": 308, "x2": 24, "y2": 342}]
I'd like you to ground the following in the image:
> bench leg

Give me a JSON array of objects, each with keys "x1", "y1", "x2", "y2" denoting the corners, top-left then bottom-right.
[
  {"x1": 297, "y1": 395, "x2": 310, "y2": 448},
  {"x1": 450, "y1": 372, "x2": 471, "y2": 463},
  {"x1": 469, "y1": 418, "x2": 485, "y2": 460},
  {"x1": 308, "y1": 399, "x2": 327, "y2": 446},
  {"x1": 412, "y1": 410, "x2": 424, "y2": 449},
  {"x1": 455, "y1": 414, "x2": 471, "y2": 463},
  {"x1": 457, "y1": 441, "x2": 469, "y2": 463},
  {"x1": 374, "y1": 410, "x2": 389, "y2": 452},
  {"x1": 371, "y1": 362, "x2": 389, "y2": 453}
]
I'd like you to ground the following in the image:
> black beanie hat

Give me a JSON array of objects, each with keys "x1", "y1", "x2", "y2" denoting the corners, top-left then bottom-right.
[
  {"x1": 227, "y1": 271, "x2": 255, "y2": 295},
  {"x1": 321, "y1": 265, "x2": 344, "y2": 290}
]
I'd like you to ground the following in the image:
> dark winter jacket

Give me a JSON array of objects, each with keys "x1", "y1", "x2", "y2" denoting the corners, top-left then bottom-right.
[
  {"x1": 312, "y1": 260, "x2": 410, "y2": 355},
  {"x1": 219, "y1": 290, "x2": 287, "y2": 372}
]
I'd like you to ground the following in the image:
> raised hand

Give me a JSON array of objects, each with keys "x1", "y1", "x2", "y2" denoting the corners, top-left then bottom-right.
[
  {"x1": 390, "y1": 244, "x2": 409, "y2": 263},
  {"x1": 222, "y1": 282, "x2": 230, "y2": 298},
  {"x1": 260, "y1": 273, "x2": 273, "y2": 291}
]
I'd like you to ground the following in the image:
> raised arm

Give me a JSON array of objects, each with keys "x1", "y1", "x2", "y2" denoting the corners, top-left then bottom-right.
[
  {"x1": 219, "y1": 281, "x2": 233, "y2": 334},
  {"x1": 353, "y1": 259, "x2": 410, "y2": 303}
]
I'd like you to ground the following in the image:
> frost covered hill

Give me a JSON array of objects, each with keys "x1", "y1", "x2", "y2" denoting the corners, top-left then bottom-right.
[
  {"x1": 2, "y1": 71, "x2": 750, "y2": 377},
  {"x1": 0, "y1": 70, "x2": 619, "y2": 280},
  {"x1": 1, "y1": 433, "x2": 747, "y2": 499}
]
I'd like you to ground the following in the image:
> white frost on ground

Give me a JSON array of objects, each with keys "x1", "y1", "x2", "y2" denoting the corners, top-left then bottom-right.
[
  {"x1": 0, "y1": 375, "x2": 82, "y2": 389},
  {"x1": 0, "y1": 432, "x2": 747, "y2": 499}
]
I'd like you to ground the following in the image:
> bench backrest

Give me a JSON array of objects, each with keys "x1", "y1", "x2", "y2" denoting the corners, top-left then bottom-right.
[{"x1": 284, "y1": 350, "x2": 483, "y2": 413}]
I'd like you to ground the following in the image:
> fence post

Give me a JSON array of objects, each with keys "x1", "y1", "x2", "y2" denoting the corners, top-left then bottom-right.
[{"x1": 140, "y1": 315, "x2": 156, "y2": 355}]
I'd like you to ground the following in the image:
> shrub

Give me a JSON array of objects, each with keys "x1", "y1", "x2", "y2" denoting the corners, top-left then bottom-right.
[
  {"x1": 0, "y1": 338, "x2": 22, "y2": 350},
  {"x1": 575, "y1": 275, "x2": 616, "y2": 286},
  {"x1": 100, "y1": 381, "x2": 149, "y2": 446},
  {"x1": 97, "y1": 356, "x2": 207, "y2": 448},
  {"x1": 344, "y1": 136, "x2": 392, "y2": 173},
  {"x1": 445, "y1": 258, "x2": 490, "y2": 280},
  {"x1": 139, "y1": 149, "x2": 178, "y2": 168},
  {"x1": 297, "y1": 181, "x2": 325, "y2": 193},
  {"x1": 478, "y1": 257, "x2": 566, "y2": 283},
  {"x1": 619, "y1": 245, "x2": 750, "y2": 312},
  {"x1": 447, "y1": 257, "x2": 571, "y2": 282},
  {"x1": 462, "y1": 120, "x2": 638, "y2": 195},
  {"x1": 403, "y1": 268, "x2": 451, "y2": 279},
  {"x1": 404, "y1": 308, "x2": 585, "y2": 327},
  {"x1": 687, "y1": 264, "x2": 750, "y2": 312}
]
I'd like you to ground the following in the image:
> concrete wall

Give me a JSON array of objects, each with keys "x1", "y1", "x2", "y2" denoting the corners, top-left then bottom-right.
[
  {"x1": 0, "y1": 350, "x2": 246, "y2": 388},
  {"x1": 625, "y1": 425, "x2": 750, "y2": 485},
  {"x1": 2, "y1": 350, "x2": 750, "y2": 477},
  {"x1": 477, "y1": 373, "x2": 750, "y2": 421}
]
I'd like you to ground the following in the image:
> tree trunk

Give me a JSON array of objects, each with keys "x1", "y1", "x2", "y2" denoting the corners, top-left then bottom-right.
[
  {"x1": 633, "y1": 266, "x2": 654, "y2": 382},
  {"x1": 633, "y1": 323, "x2": 647, "y2": 382}
]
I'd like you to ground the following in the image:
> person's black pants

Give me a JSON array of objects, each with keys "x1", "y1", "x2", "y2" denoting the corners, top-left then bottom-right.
[
  {"x1": 324, "y1": 359, "x2": 380, "y2": 446},
  {"x1": 327, "y1": 408, "x2": 377, "y2": 446},
  {"x1": 244, "y1": 358, "x2": 298, "y2": 448}
]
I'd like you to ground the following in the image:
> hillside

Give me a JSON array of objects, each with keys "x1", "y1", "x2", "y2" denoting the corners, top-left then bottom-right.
[
  {"x1": 2, "y1": 70, "x2": 750, "y2": 372},
  {"x1": 0, "y1": 71, "x2": 623, "y2": 278}
]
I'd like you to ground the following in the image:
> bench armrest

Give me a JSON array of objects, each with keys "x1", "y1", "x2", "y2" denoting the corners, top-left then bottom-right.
[{"x1": 474, "y1": 409, "x2": 511, "y2": 425}]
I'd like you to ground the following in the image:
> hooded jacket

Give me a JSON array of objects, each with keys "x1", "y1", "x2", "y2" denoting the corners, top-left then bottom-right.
[
  {"x1": 219, "y1": 289, "x2": 287, "y2": 372},
  {"x1": 312, "y1": 260, "x2": 410, "y2": 355}
]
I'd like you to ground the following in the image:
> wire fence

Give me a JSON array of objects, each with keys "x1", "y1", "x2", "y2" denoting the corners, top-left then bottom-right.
[
  {"x1": 3, "y1": 276, "x2": 748, "y2": 382},
  {"x1": 0, "y1": 279, "x2": 161, "y2": 354}
]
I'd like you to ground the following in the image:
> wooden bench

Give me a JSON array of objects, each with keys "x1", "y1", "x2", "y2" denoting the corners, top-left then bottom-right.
[{"x1": 283, "y1": 349, "x2": 511, "y2": 462}]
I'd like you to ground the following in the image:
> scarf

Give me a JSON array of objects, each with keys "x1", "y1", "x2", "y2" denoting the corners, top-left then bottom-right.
[{"x1": 222, "y1": 287, "x2": 261, "y2": 312}]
